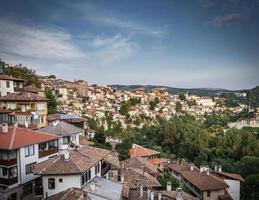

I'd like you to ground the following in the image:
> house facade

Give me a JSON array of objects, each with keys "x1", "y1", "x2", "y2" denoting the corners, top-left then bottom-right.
[
  {"x1": 0, "y1": 92, "x2": 48, "y2": 128},
  {"x1": 33, "y1": 146, "x2": 118, "y2": 199},
  {"x1": 0, "y1": 124, "x2": 59, "y2": 200},
  {"x1": 0, "y1": 75, "x2": 24, "y2": 97}
]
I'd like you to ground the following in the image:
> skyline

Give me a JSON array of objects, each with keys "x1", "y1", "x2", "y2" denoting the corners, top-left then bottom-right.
[{"x1": 0, "y1": 0, "x2": 259, "y2": 90}]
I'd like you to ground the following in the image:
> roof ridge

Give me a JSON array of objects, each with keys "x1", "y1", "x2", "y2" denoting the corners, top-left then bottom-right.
[
  {"x1": 9, "y1": 127, "x2": 17, "y2": 149},
  {"x1": 40, "y1": 156, "x2": 60, "y2": 174}
]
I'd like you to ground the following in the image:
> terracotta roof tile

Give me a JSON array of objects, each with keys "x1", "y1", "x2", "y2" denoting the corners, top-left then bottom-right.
[
  {"x1": 34, "y1": 146, "x2": 112, "y2": 175},
  {"x1": 46, "y1": 187, "x2": 87, "y2": 200},
  {"x1": 123, "y1": 157, "x2": 158, "y2": 175},
  {"x1": 129, "y1": 144, "x2": 160, "y2": 157},
  {"x1": 181, "y1": 170, "x2": 228, "y2": 191},
  {"x1": 0, "y1": 75, "x2": 24, "y2": 81},
  {"x1": 0, "y1": 126, "x2": 59, "y2": 150},
  {"x1": 122, "y1": 168, "x2": 161, "y2": 198},
  {"x1": 0, "y1": 92, "x2": 47, "y2": 102}
]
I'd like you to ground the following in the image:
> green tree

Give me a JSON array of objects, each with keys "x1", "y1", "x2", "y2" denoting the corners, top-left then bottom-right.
[
  {"x1": 179, "y1": 93, "x2": 186, "y2": 101},
  {"x1": 175, "y1": 101, "x2": 182, "y2": 113},
  {"x1": 0, "y1": 59, "x2": 41, "y2": 87},
  {"x1": 45, "y1": 89, "x2": 58, "y2": 114}
]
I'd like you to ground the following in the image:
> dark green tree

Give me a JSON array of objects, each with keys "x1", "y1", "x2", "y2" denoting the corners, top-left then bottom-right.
[{"x1": 45, "y1": 89, "x2": 58, "y2": 114}]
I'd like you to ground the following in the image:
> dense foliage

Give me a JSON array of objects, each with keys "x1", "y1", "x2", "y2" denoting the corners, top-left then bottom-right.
[
  {"x1": 113, "y1": 113, "x2": 259, "y2": 199},
  {"x1": 45, "y1": 89, "x2": 58, "y2": 114},
  {"x1": 0, "y1": 58, "x2": 41, "y2": 87}
]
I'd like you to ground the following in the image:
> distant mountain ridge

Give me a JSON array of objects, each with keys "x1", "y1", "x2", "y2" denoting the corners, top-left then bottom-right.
[{"x1": 111, "y1": 84, "x2": 238, "y2": 96}]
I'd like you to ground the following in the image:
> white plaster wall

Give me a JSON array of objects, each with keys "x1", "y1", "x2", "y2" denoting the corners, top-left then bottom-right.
[
  {"x1": 19, "y1": 145, "x2": 39, "y2": 184},
  {"x1": 225, "y1": 179, "x2": 240, "y2": 200},
  {"x1": 0, "y1": 80, "x2": 14, "y2": 96},
  {"x1": 19, "y1": 144, "x2": 58, "y2": 184},
  {"x1": 42, "y1": 175, "x2": 81, "y2": 198}
]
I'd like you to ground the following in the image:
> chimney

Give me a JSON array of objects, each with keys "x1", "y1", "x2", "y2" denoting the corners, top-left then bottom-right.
[
  {"x1": 59, "y1": 144, "x2": 69, "y2": 156},
  {"x1": 218, "y1": 165, "x2": 222, "y2": 172},
  {"x1": 206, "y1": 169, "x2": 210, "y2": 176},
  {"x1": 214, "y1": 165, "x2": 218, "y2": 171},
  {"x1": 150, "y1": 191, "x2": 154, "y2": 200},
  {"x1": 90, "y1": 181, "x2": 95, "y2": 191},
  {"x1": 120, "y1": 175, "x2": 124, "y2": 183},
  {"x1": 158, "y1": 193, "x2": 162, "y2": 200},
  {"x1": 64, "y1": 150, "x2": 69, "y2": 161},
  {"x1": 140, "y1": 185, "x2": 143, "y2": 197},
  {"x1": 190, "y1": 164, "x2": 194, "y2": 171},
  {"x1": 176, "y1": 188, "x2": 183, "y2": 200},
  {"x1": 147, "y1": 188, "x2": 151, "y2": 200},
  {"x1": 2, "y1": 123, "x2": 8, "y2": 133},
  {"x1": 166, "y1": 181, "x2": 172, "y2": 191}
]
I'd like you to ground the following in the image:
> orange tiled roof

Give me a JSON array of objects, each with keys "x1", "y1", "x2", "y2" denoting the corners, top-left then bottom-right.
[
  {"x1": 0, "y1": 126, "x2": 59, "y2": 150},
  {"x1": 148, "y1": 158, "x2": 168, "y2": 165},
  {"x1": 129, "y1": 144, "x2": 160, "y2": 157}
]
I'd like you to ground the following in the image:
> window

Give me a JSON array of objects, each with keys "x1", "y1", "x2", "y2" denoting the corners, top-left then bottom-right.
[
  {"x1": 48, "y1": 178, "x2": 55, "y2": 190},
  {"x1": 25, "y1": 162, "x2": 36, "y2": 174},
  {"x1": 9, "y1": 167, "x2": 17, "y2": 178},
  {"x1": 81, "y1": 174, "x2": 85, "y2": 186},
  {"x1": 7, "y1": 92, "x2": 10, "y2": 95},
  {"x1": 207, "y1": 191, "x2": 211, "y2": 197},
  {"x1": 2, "y1": 167, "x2": 8, "y2": 177},
  {"x1": 95, "y1": 164, "x2": 99, "y2": 175},
  {"x1": 23, "y1": 183, "x2": 33, "y2": 196},
  {"x1": 39, "y1": 142, "x2": 47, "y2": 151},
  {"x1": 25, "y1": 145, "x2": 35, "y2": 157},
  {"x1": 59, "y1": 178, "x2": 63, "y2": 183},
  {"x1": 6, "y1": 81, "x2": 10, "y2": 88}
]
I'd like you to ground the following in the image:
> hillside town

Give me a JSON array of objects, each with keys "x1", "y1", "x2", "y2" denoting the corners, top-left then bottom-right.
[{"x1": 0, "y1": 73, "x2": 258, "y2": 200}]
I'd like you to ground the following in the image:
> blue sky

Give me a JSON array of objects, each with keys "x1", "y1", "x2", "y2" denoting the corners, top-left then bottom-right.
[{"x1": 0, "y1": 0, "x2": 258, "y2": 89}]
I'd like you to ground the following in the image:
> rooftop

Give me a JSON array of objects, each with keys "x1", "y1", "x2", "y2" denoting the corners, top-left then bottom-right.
[
  {"x1": 128, "y1": 189, "x2": 199, "y2": 200},
  {"x1": 46, "y1": 187, "x2": 87, "y2": 200},
  {"x1": 122, "y1": 167, "x2": 161, "y2": 198},
  {"x1": 0, "y1": 92, "x2": 48, "y2": 102},
  {"x1": 40, "y1": 121, "x2": 83, "y2": 137},
  {"x1": 0, "y1": 74, "x2": 24, "y2": 81},
  {"x1": 83, "y1": 176, "x2": 122, "y2": 200},
  {"x1": 0, "y1": 125, "x2": 59, "y2": 150},
  {"x1": 129, "y1": 144, "x2": 160, "y2": 158},
  {"x1": 181, "y1": 170, "x2": 229, "y2": 191},
  {"x1": 33, "y1": 146, "x2": 112, "y2": 175}
]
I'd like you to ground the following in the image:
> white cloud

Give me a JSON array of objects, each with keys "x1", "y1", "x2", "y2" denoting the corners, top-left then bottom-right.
[{"x1": 0, "y1": 19, "x2": 84, "y2": 60}]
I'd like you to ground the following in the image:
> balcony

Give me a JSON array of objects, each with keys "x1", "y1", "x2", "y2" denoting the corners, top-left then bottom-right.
[
  {"x1": 0, "y1": 177, "x2": 18, "y2": 186},
  {"x1": 101, "y1": 163, "x2": 111, "y2": 177},
  {"x1": 0, "y1": 158, "x2": 17, "y2": 166},
  {"x1": 39, "y1": 147, "x2": 58, "y2": 158}
]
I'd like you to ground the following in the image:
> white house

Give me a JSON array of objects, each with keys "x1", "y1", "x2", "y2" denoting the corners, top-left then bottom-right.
[
  {"x1": 33, "y1": 146, "x2": 119, "y2": 199},
  {"x1": 0, "y1": 75, "x2": 24, "y2": 97},
  {"x1": 0, "y1": 124, "x2": 59, "y2": 200},
  {"x1": 39, "y1": 121, "x2": 83, "y2": 146}
]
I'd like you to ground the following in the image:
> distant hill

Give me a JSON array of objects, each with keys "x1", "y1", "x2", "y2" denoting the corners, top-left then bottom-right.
[
  {"x1": 111, "y1": 85, "x2": 259, "y2": 108},
  {"x1": 111, "y1": 85, "x2": 233, "y2": 96}
]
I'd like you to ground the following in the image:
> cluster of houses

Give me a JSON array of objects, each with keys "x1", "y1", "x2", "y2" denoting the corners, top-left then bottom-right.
[
  {"x1": 0, "y1": 74, "x2": 247, "y2": 200},
  {"x1": 39, "y1": 76, "x2": 239, "y2": 129}
]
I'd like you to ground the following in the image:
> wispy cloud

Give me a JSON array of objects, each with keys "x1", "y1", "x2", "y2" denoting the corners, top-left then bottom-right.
[
  {"x1": 66, "y1": 1, "x2": 170, "y2": 37},
  {"x1": 91, "y1": 34, "x2": 140, "y2": 63},
  {"x1": 208, "y1": 13, "x2": 240, "y2": 26},
  {"x1": 0, "y1": 18, "x2": 84, "y2": 60}
]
